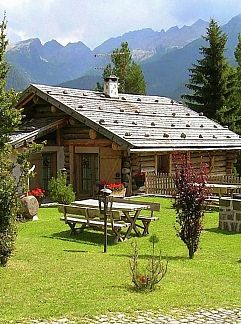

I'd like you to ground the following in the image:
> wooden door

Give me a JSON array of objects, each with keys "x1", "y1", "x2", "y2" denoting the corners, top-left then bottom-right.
[{"x1": 75, "y1": 153, "x2": 99, "y2": 197}]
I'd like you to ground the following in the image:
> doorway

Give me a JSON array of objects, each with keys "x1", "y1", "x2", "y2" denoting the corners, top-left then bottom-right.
[{"x1": 75, "y1": 153, "x2": 99, "y2": 197}]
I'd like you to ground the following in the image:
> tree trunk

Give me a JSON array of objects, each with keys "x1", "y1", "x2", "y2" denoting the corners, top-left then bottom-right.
[
  {"x1": 0, "y1": 255, "x2": 8, "y2": 267},
  {"x1": 188, "y1": 248, "x2": 195, "y2": 259}
]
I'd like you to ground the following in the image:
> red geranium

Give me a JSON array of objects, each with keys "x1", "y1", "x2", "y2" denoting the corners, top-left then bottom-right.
[
  {"x1": 106, "y1": 183, "x2": 124, "y2": 191},
  {"x1": 98, "y1": 181, "x2": 125, "y2": 192},
  {"x1": 28, "y1": 188, "x2": 45, "y2": 198}
]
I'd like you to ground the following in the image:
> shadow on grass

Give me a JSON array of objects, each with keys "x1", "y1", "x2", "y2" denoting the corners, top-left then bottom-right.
[
  {"x1": 45, "y1": 229, "x2": 118, "y2": 246},
  {"x1": 112, "y1": 252, "x2": 187, "y2": 261},
  {"x1": 205, "y1": 227, "x2": 241, "y2": 235},
  {"x1": 108, "y1": 282, "x2": 167, "y2": 293},
  {"x1": 109, "y1": 284, "x2": 156, "y2": 293}
]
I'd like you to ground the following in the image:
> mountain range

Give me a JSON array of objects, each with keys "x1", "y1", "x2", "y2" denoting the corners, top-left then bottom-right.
[
  {"x1": 6, "y1": 38, "x2": 94, "y2": 89},
  {"x1": 5, "y1": 15, "x2": 241, "y2": 99},
  {"x1": 141, "y1": 14, "x2": 241, "y2": 98}
]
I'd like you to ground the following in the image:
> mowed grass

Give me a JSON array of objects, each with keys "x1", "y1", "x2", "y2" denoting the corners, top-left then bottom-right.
[{"x1": 0, "y1": 197, "x2": 241, "y2": 322}]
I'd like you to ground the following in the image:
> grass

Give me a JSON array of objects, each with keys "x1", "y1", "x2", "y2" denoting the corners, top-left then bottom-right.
[{"x1": 0, "y1": 197, "x2": 241, "y2": 322}]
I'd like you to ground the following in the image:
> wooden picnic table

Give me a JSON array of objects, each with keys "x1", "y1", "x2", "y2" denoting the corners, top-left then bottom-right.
[
  {"x1": 72, "y1": 198, "x2": 151, "y2": 239},
  {"x1": 206, "y1": 183, "x2": 241, "y2": 197}
]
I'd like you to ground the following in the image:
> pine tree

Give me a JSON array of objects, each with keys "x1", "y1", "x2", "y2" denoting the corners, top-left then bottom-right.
[
  {"x1": 182, "y1": 19, "x2": 235, "y2": 121},
  {"x1": 0, "y1": 14, "x2": 21, "y2": 266},
  {"x1": 219, "y1": 34, "x2": 241, "y2": 176},
  {"x1": 219, "y1": 34, "x2": 241, "y2": 134},
  {"x1": 0, "y1": 15, "x2": 20, "y2": 147},
  {"x1": 97, "y1": 42, "x2": 146, "y2": 95}
]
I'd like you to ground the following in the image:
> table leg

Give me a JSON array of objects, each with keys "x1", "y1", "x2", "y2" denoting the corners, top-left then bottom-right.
[
  {"x1": 141, "y1": 220, "x2": 150, "y2": 235},
  {"x1": 113, "y1": 228, "x2": 123, "y2": 243},
  {"x1": 123, "y1": 209, "x2": 142, "y2": 240}
]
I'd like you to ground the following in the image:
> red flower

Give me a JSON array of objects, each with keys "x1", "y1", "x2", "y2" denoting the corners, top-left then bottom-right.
[
  {"x1": 98, "y1": 181, "x2": 125, "y2": 192},
  {"x1": 106, "y1": 183, "x2": 124, "y2": 191},
  {"x1": 137, "y1": 274, "x2": 148, "y2": 285},
  {"x1": 28, "y1": 188, "x2": 45, "y2": 198}
]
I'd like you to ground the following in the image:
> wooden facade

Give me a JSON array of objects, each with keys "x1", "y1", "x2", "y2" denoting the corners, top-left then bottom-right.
[
  {"x1": 24, "y1": 103, "x2": 124, "y2": 196},
  {"x1": 28, "y1": 115, "x2": 237, "y2": 197},
  {"x1": 11, "y1": 84, "x2": 241, "y2": 197},
  {"x1": 131, "y1": 150, "x2": 236, "y2": 175},
  {"x1": 130, "y1": 150, "x2": 237, "y2": 194},
  {"x1": 29, "y1": 131, "x2": 238, "y2": 197}
]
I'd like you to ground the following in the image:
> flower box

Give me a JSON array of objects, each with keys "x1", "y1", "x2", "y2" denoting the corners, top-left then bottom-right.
[
  {"x1": 98, "y1": 181, "x2": 126, "y2": 197},
  {"x1": 110, "y1": 187, "x2": 126, "y2": 198}
]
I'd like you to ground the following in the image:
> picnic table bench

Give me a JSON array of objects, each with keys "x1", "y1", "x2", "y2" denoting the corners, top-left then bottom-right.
[
  {"x1": 58, "y1": 198, "x2": 160, "y2": 241},
  {"x1": 112, "y1": 197, "x2": 160, "y2": 235},
  {"x1": 58, "y1": 204, "x2": 130, "y2": 242},
  {"x1": 206, "y1": 183, "x2": 241, "y2": 197}
]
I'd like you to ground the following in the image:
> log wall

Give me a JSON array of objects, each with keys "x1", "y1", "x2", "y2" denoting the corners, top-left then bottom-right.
[
  {"x1": 189, "y1": 151, "x2": 236, "y2": 175},
  {"x1": 131, "y1": 150, "x2": 238, "y2": 194},
  {"x1": 130, "y1": 150, "x2": 237, "y2": 176}
]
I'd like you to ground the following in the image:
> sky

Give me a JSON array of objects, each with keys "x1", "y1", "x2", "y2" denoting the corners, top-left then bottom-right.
[{"x1": 1, "y1": 0, "x2": 241, "y2": 49}]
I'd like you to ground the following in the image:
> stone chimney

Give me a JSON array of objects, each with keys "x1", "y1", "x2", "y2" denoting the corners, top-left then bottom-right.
[{"x1": 103, "y1": 75, "x2": 119, "y2": 98}]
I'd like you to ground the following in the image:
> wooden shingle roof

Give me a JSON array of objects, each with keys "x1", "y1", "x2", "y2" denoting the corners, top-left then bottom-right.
[{"x1": 16, "y1": 84, "x2": 241, "y2": 151}]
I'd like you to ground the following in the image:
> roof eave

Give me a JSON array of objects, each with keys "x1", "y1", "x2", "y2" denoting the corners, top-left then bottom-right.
[
  {"x1": 13, "y1": 84, "x2": 37, "y2": 109},
  {"x1": 10, "y1": 118, "x2": 68, "y2": 148},
  {"x1": 130, "y1": 146, "x2": 241, "y2": 152}
]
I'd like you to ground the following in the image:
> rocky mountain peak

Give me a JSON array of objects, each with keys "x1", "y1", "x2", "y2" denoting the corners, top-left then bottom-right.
[
  {"x1": 10, "y1": 38, "x2": 42, "y2": 52},
  {"x1": 43, "y1": 39, "x2": 63, "y2": 51}
]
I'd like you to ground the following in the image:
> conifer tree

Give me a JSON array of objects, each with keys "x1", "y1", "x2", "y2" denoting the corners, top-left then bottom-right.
[
  {"x1": 218, "y1": 34, "x2": 241, "y2": 176},
  {"x1": 219, "y1": 34, "x2": 241, "y2": 134},
  {"x1": 0, "y1": 14, "x2": 21, "y2": 266},
  {"x1": 182, "y1": 19, "x2": 235, "y2": 121},
  {"x1": 0, "y1": 15, "x2": 20, "y2": 147},
  {"x1": 0, "y1": 14, "x2": 43, "y2": 266},
  {"x1": 97, "y1": 42, "x2": 146, "y2": 95}
]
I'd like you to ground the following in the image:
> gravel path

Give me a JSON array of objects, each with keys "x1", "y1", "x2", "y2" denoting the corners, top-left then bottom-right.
[{"x1": 11, "y1": 308, "x2": 241, "y2": 324}]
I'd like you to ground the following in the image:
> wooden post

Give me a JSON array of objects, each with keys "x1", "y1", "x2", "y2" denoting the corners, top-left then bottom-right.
[
  {"x1": 104, "y1": 198, "x2": 108, "y2": 253},
  {"x1": 99, "y1": 187, "x2": 112, "y2": 253},
  {"x1": 56, "y1": 128, "x2": 61, "y2": 146},
  {"x1": 145, "y1": 172, "x2": 149, "y2": 194},
  {"x1": 69, "y1": 145, "x2": 74, "y2": 185}
]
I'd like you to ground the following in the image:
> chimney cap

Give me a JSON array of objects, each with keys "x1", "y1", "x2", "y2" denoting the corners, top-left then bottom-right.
[{"x1": 104, "y1": 75, "x2": 119, "y2": 82}]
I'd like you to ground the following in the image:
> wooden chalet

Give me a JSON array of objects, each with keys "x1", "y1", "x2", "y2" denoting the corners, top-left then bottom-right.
[{"x1": 10, "y1": 76, "x2": 241, "y2": 197}]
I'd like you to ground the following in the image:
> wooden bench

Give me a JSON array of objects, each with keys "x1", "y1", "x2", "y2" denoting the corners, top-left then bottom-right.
[
  {"x1": 58, "y1": 204, "x2": 130, "y2": 242},
  {"x1": 112, "y1": 198, "x2": 160, "y2": 235}
]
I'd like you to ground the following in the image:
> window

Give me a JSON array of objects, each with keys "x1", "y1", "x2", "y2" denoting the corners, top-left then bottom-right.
[
  {"x1": 157, "y1": 154, "x2": 170, "y2": 173},
  {"x1": 42, "y1": 152, "x2": 57, "y2": 190}
]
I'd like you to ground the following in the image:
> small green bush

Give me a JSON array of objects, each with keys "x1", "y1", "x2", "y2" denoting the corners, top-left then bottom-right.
[
  {"x1": 130, "y1": 235, "x2": 168, "y2": 291},
  {"x1": 48, "y1": 171, "x2": 76, "y2": 204}
]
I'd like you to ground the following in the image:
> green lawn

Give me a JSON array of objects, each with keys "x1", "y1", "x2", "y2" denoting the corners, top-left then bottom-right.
[{"x1": 0, "y1": 197, "x2": 241, "y2": 323}]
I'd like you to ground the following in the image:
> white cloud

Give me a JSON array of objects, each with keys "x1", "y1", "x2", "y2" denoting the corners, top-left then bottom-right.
[{"x1": 1, "y1": 0, "x2": 241, "y2": 48}]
